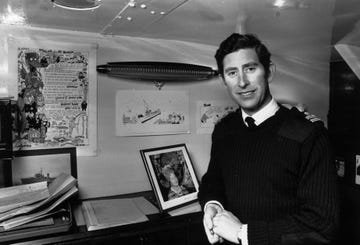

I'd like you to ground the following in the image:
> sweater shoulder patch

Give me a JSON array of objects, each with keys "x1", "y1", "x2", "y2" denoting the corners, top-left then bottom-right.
[{"x1": 278, "y1": 117, "x2": 314, "y2": 143}]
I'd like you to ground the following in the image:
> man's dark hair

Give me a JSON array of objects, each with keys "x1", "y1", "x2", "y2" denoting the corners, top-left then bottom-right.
[{"x1": 215, "y1": 33, "x2": 272, "y2": 78}]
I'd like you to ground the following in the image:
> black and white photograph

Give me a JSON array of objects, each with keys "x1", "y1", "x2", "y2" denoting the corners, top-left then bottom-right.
[
  {"x1": 11, "y1": 147, "x2": 77, "y2": 186},
  {"x1": 140, "y1": 144, "x2": 199, "y2": 211},
  {"x1": 0, "y1": 0, "x2": 359, "y2": 243},
  {"x1": 356, "y1": 155, "x2": 360, "y2": 185},
  {"x1": 335, "y1": 157, "x2": 345, "y2": 178}
]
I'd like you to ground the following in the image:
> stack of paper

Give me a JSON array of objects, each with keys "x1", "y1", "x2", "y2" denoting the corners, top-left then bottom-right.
[
  {"x1": 0, "y1": 173, "x2": 78, "y2": 231},
  {"x1": 168, "y1": 202, "x2": 202, "y2": 217},
  {"x1": 0, "y1": 182, "x2": 49, "y2": 214},
  {"x1": 81, "y1": 197, "x2": 159, "y2": 231}
]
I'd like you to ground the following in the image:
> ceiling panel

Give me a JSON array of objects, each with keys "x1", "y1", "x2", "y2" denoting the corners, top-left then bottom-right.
[
  {"x1": 0, "y1": 0, "x2": 358, "y2": 53},
  {"x1": 101, "y1": 0, "x2": 190, "y2": 36},
  {"x1": 100, "y1": 0, "x2": 241, "y2": 45},
  {"x1": 24, "y1": 0, "x2": 128, "y2": 33},
  {"x1": 138, "y1": 0, "x2": 240, "y2": 45}
]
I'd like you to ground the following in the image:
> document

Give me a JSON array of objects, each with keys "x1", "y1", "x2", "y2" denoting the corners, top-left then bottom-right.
[
  {"x1": 0, "y1": 186, "x2": 78, "y2": 230},
  {"x1": 0, "y1": 173, "x2": 77, "y2": 224},
  {"x1": 82, "y1": 198, "x2": 149, "y2": 231},
  {"x1": 132, "y1": 197, "x2": 159, "y2": 215},
  {"x1": 0, "y1": 182, "x2": 49, "y2": 213}
]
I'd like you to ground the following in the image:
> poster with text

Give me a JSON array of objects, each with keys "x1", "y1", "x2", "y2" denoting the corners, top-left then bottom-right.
[
  {"x1": 116, "y1": 90, "x2": 190, "y2": 136},
  {"x1": 196, "y1": 100, "x2": 237, "y2": 134},
  {"x1": 8, "y1": 37, "x2": 97, "y2": 156}
]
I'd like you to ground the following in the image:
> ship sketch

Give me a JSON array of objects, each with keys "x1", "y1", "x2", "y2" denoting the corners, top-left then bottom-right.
[
  {"x1": 138, "y1": 100, "x2": 161, "y2": 123},
  {"x1": 21, "y1": 168, "x2": 56, "y2": 185}
]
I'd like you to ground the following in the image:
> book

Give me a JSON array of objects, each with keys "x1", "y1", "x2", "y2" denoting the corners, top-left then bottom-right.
[
  {"x1": 0, "y1": 207, "x2": 72, "y2": 243},
  {"x1": 82, "y1": 198, "x2": 149, "y2": 231},
  {"x1": 0, "y1": 172, "x2": 76, "y2": 222},
  {"x1": 73, "y1": 202, "x2": 86, "y2": 231},
  {"x1": 0, "y1": 187, "x2": 77, "y2": 230},
  {"x1": 0, "y1": 181, "x2": 49, "y2": 213},
  {"x1": 0, "y1": 173, "x2": 78, "y2": 230},
  {"x1": 9, "y1": 217, "x2": 54, "y2": 230}
]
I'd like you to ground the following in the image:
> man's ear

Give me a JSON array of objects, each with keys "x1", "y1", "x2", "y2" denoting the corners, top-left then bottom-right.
[
  {"x1": 220, "y1": 74, "x2": 227, "y2": 86},
  {"x1": 267, "y1": 62, "x2": 276, "y2": 83}
]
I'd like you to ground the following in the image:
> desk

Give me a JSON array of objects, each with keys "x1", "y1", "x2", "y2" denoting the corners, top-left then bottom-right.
[{"x1": 4, "y1": 192, "x2": 208, "y2": 245}]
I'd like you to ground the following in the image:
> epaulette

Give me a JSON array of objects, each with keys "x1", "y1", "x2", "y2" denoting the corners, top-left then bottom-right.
[{"x1": 278, "y1": 109, "x2": 314, "y2": 143}]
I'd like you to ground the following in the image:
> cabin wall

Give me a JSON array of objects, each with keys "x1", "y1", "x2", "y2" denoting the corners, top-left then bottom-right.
[{"x1": 0, "y1": 25, "x2": 330, "y2": 199}]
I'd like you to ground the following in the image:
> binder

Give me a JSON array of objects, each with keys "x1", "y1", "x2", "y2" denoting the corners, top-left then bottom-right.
[{"x1": 0, "y1": 202, "x2": 72, "y2": 243}]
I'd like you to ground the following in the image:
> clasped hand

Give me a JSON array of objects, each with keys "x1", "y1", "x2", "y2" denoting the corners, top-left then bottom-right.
[{"x1": 203, "y1": 204, "x2": 243, "y2": 244}]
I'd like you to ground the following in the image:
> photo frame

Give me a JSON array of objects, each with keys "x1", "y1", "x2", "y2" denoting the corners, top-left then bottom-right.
[
  {"x1": 356, "y1": 155, "x2": 360, "y2": 185},
  {"x1": 10, "y1": 147, "x2": 77, "y2": 186},
  {"x1": 140, "y1": 144, "x2": 199, "y2": 212},
  {"x1": 335, "y1": 156, "x2": 345, "y2": 178}
]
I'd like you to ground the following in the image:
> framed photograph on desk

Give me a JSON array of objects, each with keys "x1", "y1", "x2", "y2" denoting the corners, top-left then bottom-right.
[
  {"x1": 10, "y1": 147, "x2": 77, "y2": 186},
  {"x1": 140, "y1": 144, "x2": 199, "y2": 212}
]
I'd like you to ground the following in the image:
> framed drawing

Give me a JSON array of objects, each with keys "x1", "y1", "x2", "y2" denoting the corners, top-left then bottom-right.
[
  {"x1": 8, "y1": 37, "x2": 97, "y2": 156},
  {"x1": 116, "y1": 90, "x2": 190, "y2": 136},
  {"x1": 140, "y1": 144, "x2": 199, "y2": 212},
  {"x1": 356, "y1": 155, "x2": 360, "y2": 185},
  {"x1": 10, "y1": 147, "x2": 77, "y2": 186}
]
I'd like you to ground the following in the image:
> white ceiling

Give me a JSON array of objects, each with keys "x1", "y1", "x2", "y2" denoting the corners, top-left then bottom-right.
[{"x1": 0, "y1": 0, "x2": 359, "y2": 60}]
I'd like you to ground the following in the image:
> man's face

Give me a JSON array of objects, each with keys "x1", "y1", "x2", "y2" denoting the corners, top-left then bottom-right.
[{"x1": 222, "y1": 48, "x2": 273, "y2": 115}]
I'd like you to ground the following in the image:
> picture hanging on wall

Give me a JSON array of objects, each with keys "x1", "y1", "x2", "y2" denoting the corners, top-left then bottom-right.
[
  {"x1": 196, "y1": 100, "x2": 237, "y2": 134},
  {"x1": 335, "y1": 157, "x2": 345, "y2": 178},
  {"x1": 116, "y1": 90, "x2": 190, "y2": 136},
  {"x1": 7, "y1": 37, "x2": 98, "y2": 156},
  {"x1": 356, "y1": 155, "x2": 360, "y2": 185},
  {"x1": 140, "y1": 144, "x2": 199, "y2": 212},
  {"x1": 10, "y1": 147, "x2": 77, "y2": 186}
]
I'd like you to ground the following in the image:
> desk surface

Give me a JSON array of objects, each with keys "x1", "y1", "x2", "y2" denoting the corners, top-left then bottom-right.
[
  {"x1": 11, "y1": 212, "x2": 204, "y2": 245},
  {"x1": 4, "y1": 192, "x2": 207, "y2": 245}
]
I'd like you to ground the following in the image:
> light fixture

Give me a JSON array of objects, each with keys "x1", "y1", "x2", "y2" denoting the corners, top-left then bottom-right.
[
  {"x1": 268, "y1": 0, "x2": 310, "y2": 9},
  {"x1": 51, "y1": 0, "x2": 102, "y2": 11},
  {"x1": 128, "y1": 1, "x2": 136, "y2": 8},
  {"x1": 267, "y1": 0, "x2": 310, "y2": 17},
  {"x1": 0, "y1": 4, "x2": 26, "y2": 25},
  {"x1": 273, "y1": 0, "x2": 286, "y2": 8}
]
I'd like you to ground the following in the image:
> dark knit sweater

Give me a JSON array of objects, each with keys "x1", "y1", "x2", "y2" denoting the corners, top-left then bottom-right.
[{"x1": 198, "y1": 106, "x2": 338, "y2": 245}]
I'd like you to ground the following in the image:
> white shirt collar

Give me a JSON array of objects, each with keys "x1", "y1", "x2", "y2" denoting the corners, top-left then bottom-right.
[{"x1": 241, "y1": 98, "x2": 280, "y2": 126}]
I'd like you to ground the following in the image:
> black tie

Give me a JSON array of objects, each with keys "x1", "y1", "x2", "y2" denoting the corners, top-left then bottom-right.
[{"x1": 245, "y1": 117, "x2": 256, "y2": 129}]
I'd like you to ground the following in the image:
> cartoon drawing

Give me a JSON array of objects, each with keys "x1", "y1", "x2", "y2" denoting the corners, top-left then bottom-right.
[
  {"x1": 200, "y1": 103, "x2": 236, "y2": 125},
  {"x1": 116, "y1": 90, "x2": 190, "y2": 136},
  {"x1": 196, "y1": 101, "x2": 237, "y2": 134},
  {"x1": 13, "y1": 47, "x2": 91, "y2": 150},
  {"x1": 139, "y1": 100, "x2": 161, "y2": 123}
]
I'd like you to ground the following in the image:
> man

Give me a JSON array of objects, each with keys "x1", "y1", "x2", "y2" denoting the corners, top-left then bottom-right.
[{"x1": 198, "y1": 33, "x2": 338, "y2": 245}]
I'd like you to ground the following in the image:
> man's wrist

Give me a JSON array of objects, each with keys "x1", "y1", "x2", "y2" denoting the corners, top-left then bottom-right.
[
  {"x1": 204, "y1": 201, "x2": 224, "y2": 212},
  {"x1": 236, "y1": 224, "x2": 243, "y2": 244},
  {"x1": 237, "y1": 224, "x2": 248, "y2": 245}
]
